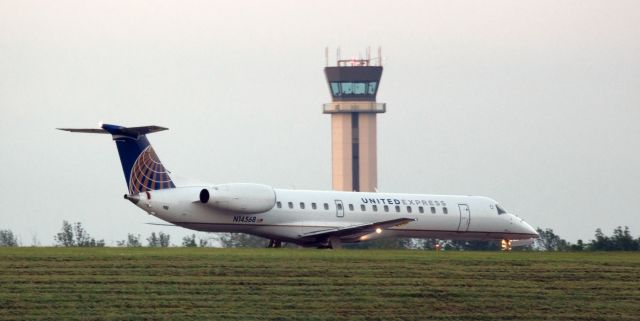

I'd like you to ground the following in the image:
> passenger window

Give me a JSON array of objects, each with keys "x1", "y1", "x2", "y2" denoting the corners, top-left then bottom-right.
[
  {"x1": 443, "y1": 207, "x2": 448, "y2": 214},
  {"x1": 348, "y1": 204, "x2": 354, "y2": 211},
  {"x1": 288, "y1": 202, "x2": 293, "y2": 209},
  {"x1": 300, "y1": 202, "x2": 305, "y2": 209},
  {"x1": 360, "y1": 204, "x2": 366, "y2": 211},
  {"x1": 430, "y1": 207, "x2": 436, "y2": 214},
  {"x1": 384, "y1": 205, "x2": 389, "y2": 212},
  {"x1": 407, "y1": 206, "x2": 412, "y2": 213},
  {"x1": 418, "y1": 206, "x2": 424, "y2": 214},
  {"x1": 312, "y1": 203, "x2": 317, "y2": 210},
  {"x1": 395, "y1": 205, "x2": 400, "y2": 213},
  {"x1": 324, "y1": 203, "x2": 329, "y2": 210},
  {"x1": 276, "y1": 201, "x2": 282, "y2": 208},
  {"x1": 372, "y1": 205, "x2": 378, "y2": 212}
]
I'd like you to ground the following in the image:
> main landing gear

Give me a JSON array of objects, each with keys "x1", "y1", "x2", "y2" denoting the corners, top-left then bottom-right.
[
  {"x1": 501, "y1": 239, "x2": 512, "y2": 251},
  {"x1": 267, "y1": 239, "x2": 282, "y2": 248},
  {"x1": 316, "y1": 237, "x2": 342, "y2": 249}
]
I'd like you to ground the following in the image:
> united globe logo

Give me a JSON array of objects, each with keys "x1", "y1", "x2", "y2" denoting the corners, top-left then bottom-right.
[{"x1": 128, "y1": 146, "x2": 175, "y2": 194}]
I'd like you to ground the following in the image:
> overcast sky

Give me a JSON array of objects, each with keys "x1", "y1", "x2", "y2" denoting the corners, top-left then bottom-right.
[{"x1": 1, "y1": 0, "x2": 638, "y2": 245}]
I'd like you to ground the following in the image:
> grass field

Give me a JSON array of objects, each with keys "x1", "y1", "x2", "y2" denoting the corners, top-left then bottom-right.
[{"x1": 0, "y1": 248, "x2": 639, "y2": 321}]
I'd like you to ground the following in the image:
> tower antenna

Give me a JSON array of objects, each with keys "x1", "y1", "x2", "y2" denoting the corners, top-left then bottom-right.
[{"x1": 325, "y1": 47, "x2": 329, "y2": 67}]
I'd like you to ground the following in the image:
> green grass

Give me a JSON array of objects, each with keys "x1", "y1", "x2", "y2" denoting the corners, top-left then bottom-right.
[{"x1": 1, "y1": 248, "x2": 639, "y2": 320}]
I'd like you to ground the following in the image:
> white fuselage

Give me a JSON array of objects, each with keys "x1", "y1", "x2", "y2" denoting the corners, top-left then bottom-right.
[{"x1": 133, "y1": 185, "x2": 537, "y2": 247}]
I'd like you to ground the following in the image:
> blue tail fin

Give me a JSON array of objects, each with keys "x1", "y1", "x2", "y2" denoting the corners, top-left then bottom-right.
[{"x1": 58, "y1": 124, "x2": 175, "y2": 194}]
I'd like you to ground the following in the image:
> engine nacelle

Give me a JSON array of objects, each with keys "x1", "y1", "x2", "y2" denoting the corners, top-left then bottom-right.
[{"x1": 199, "y1": 183, "x2": 276, "y2": 214}]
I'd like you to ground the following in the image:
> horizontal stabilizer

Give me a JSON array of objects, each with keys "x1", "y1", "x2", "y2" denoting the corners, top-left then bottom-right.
[
  {"x1": 58, "y1": 124, "x2": 168, "y2": 138},
  {"x1": 145, "y1": 222, "x2": 178, "y2": 227},
  {"x1": 57, "y1": 128, "x2": 109, "y2": 134}
]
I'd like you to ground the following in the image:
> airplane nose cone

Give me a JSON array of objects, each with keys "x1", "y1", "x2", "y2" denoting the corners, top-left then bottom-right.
[{"x1": 524, "y1": 221, "x2": 538, "y2": 238}]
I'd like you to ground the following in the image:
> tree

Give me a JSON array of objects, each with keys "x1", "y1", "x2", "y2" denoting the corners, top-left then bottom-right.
[
  {"x1": 569, "y1": 239, "x2": 585, "y2": 251},
  {"x1": 0, "y1": 229, "x2": 18, "y2": 247},
  {"x1": 611, "y1": 226, "x2": 638, "y2": 251},
  {"x1": 118, "y1": 234, "x2": 142, "y2": 247},
  {"x1": 216, "y1": 233, "x2": 268, "y2": 248},
  {"x1": 74, "y1": 222, "x2": 93, "y2": 247},
  {"x1": 159, "y1": 232, "x2": 170, "y2": 247},
  {"x1": 590, "y1": 228, "x2": 612, "y2": 251},
  {"x1": 591, "y1": 227, "x2": 639, "y2": 251},
  {"x1": 182, "y1": 234, "x2": 197, "y2": 247},
  {"x1": 55, "y1": 221, "x2": 75, "y2": 247},
  {"x1": 147, "y1": 232, "x2": 170, "y2": 247},
  {"x1": 54, "y1": 221, "x2": 104, "y2": 247},
  {"x1": 534, "y1": 228, "x2": 570, "y2": 251},
  {"x1": 127, "y1": 234, "x2": 142, "y2": 247},
  {"x1": 147, "y1": 232, "x2": 159, "y2": 247}
]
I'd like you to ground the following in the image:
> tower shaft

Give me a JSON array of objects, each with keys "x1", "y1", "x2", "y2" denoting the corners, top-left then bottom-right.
[{"x1": 330, "y1": 112, "x2": 380, "y2": 192}]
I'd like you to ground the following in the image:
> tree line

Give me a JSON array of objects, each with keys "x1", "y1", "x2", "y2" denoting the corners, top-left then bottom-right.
[
  {"x1": 535, "y1": 226, "x2": 640, "y2": 251},
  {"x1": 1, "y1": 222, "x2": 640, "y2": 250}
]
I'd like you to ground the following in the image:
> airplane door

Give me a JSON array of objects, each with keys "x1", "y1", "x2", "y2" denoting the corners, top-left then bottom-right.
[
  {"x1": 457, "y1": 204, "x2": 471, "y2": 232},
  {"x1": 335, "y1": 200, "x2": 344, "y2": 218}
]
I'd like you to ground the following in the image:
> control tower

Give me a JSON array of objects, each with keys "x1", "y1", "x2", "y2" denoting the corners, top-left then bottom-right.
[{"x1": 323, "y1": 49, "x2": 385, "y2": 192}]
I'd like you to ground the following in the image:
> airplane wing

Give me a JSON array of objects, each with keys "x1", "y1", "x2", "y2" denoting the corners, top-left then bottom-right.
[{"x1": 299, "y1": 218, "x2": 415, "y2": 241}]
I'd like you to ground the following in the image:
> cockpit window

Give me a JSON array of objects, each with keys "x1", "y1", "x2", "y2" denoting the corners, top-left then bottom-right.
[{"x1": 496, "y1": 204, "x2": 507, "y2": 215}]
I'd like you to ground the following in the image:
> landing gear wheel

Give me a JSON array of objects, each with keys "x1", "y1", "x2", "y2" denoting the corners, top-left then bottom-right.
[{"x1": 267, "y1": 240, "x2": 282, "y2": 248}]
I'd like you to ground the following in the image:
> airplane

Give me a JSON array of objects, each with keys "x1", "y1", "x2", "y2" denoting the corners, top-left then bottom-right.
[{"x1": 58, "y1": 124, "x2": 538, "y2": 249}]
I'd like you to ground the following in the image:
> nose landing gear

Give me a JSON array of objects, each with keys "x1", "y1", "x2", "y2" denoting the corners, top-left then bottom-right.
[{"x1": 501, "y1": 239, "x2": 512, "y2": 251}]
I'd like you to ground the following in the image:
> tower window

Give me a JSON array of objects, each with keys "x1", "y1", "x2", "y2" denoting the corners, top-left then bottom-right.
[{"x1": 329, "y1": 81, "x2": 379, "y2": 98}]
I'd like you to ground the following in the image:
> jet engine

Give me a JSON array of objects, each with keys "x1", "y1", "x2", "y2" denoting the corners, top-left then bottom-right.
[{"x1": 199, "y1": 183, "x2": 276, "y2": 214}]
